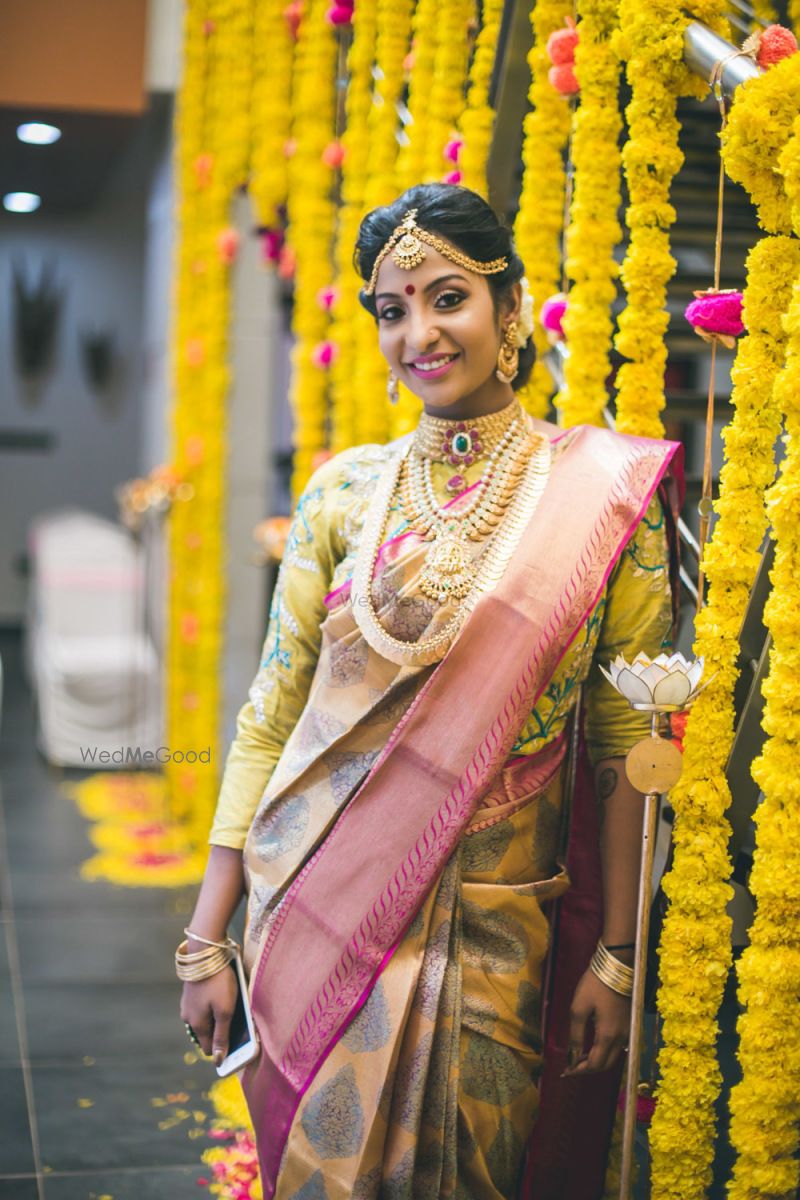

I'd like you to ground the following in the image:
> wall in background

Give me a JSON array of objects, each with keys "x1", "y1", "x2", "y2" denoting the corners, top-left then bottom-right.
[{"x1": 0, "y1": 107, "x2": 172, "y2": 622}]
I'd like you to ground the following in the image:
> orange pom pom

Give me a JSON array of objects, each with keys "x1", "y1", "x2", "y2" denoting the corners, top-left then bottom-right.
[
  {"x1": 757, "y1": 24, "x2": 798, "y2": 68},
  {"x1": 322, "y1": 140, "x2": 346, "y2": 168},
  {"x1": 549, "y1": 63, "x2": 580, "y2": 95},
  {"x1": 546, "y1": 17, "x2": 578, "y2": 66}
]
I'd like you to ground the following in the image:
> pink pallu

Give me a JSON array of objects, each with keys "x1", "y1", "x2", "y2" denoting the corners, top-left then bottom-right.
[{"x1": 242, "y1": 426, "x2": 682, "y2": 1197}]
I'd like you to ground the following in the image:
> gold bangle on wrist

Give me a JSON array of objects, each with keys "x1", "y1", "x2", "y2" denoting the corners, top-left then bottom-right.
[
  {"x1": 590, "y1": 939, "x2": 635, "y2": 997},
  {"x1": 175, "y1": 932, "x2": 239, "y2": 983}
]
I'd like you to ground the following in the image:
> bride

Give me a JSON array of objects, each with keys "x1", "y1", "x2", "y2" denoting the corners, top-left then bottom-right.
[{"x1": 179, "y1": 182, "x2": 682, "y2": 1199}]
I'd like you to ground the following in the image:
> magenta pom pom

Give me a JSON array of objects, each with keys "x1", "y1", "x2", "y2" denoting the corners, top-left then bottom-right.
[
  {"x1": 316, "y1": 285, "x2": 338, "y2": 311},
  {"x1": 684, "y1": 291, "x2": 744, "y2": 337},
  {"x1": 260, "y1": 228, "x2": 284, "y2": 264},
  {"x1": 327, "y1": 1, "x2": 353, "y2": 24},
  {"x1": 541, "y1": 292, "x2": 568, "y2": 338},
  {"x1": 444, "y1": 136, "x2": 463, "y2": 164},
  {"x1": 443, "y1": 170, "x2": 462, "y2": 185},
  {"x1": 312, "y1": 340, "x2": 338, "y2": 369}
]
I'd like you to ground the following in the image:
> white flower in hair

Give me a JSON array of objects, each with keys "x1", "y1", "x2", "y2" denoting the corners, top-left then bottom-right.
[{"x1": 516, "y1": 276, "x2": 534, "y2": 347}]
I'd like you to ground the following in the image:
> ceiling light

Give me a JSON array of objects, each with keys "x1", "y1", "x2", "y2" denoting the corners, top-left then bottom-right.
[
  {"x1": 4, "y1": 192, "x2": 42, "y2": 213},
  {"x1": 17, "y1": 122, "x2": 62, "y2": 145}
]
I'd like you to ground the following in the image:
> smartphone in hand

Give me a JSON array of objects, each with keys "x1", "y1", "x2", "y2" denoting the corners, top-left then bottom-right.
[{"x1": 216, "y1": 951, "x2": 260, "y2": 1077}]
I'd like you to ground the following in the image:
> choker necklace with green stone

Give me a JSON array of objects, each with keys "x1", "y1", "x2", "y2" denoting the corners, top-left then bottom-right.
[{"x1": 412, "y1": 399, "x2": 525, "y2": 496}]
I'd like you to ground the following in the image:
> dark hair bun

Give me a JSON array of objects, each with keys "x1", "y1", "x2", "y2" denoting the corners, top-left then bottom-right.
[{"x1": 354, "y1": 182, "x2": 535, "y2": 391}]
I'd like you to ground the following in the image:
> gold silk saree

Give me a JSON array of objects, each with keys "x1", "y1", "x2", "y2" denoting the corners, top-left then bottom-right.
[{"x1": 211, "y1": 422, "x2": 681, "y2": 1200}]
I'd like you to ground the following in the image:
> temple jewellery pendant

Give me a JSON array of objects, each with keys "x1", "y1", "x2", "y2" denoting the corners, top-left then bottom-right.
[{"x1": 418, "y1": 524, "x2": 474, "y2": 603}]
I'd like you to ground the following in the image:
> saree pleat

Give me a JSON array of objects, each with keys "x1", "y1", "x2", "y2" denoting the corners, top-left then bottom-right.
[{"x1": 274, "y1": 761, "x2": 570, "y2": 1200}]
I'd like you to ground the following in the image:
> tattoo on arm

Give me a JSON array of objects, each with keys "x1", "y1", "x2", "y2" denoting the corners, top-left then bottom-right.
[
  {"x1": 596, "y1": 767, "x2": 618, "y2": 832},
  {"x1": 598, "y1": 767, "x2": 618, "y2": 802}
]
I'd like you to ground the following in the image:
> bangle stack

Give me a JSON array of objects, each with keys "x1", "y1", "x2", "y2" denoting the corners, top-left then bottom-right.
[
  {"x1": 175, "y1": 929, "x2": 239, "y2": 983},
  {"x1": 590, "y1": 939, "x2": 635, "y2": 997}
]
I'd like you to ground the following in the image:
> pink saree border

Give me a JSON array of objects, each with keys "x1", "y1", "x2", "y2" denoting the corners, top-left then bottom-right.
[{"x1": 244, "y1": 430, "x2": 679, "y2": 1195}]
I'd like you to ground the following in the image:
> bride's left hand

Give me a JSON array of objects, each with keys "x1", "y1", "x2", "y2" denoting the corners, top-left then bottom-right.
[{"x1": 562, "y1": 967, "x2": 631, "y2": 1076}]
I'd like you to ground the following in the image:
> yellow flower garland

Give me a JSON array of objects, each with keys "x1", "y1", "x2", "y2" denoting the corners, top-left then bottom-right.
[
  {"x1": 329, "y1": 1, "x2": 379, "y2": 453},
  {"x1": 249, "y1": 0, "x2": 294, "y2": 229},
  {"x1": 285, "y1": 0, "x2": 338, "y2": 496},
  {"x1": 514, "y1": 0, "x2": 574, "y2": 419},
  {"x1": 560, "y1": 0, "x2": 622, "y2": 428},
  {"x1": 649, "y1": 233, "x2": 800, "y2": 1200},
  {"x1": 458, "y1": 0, "x2": 504, "y2": 196},
  {"x1": 612, "y1": 0, "x2": 685, "y2": 438},
  {"x1": 396, "y1": 0, "x2": 438, "y2": 193},
  {"x1": 720, "y1": 52, "x2": 798, "y2": 236},
  {"x1": 612, "y1": 0, "x2": 726, "y2": 437},
  {"x1": 356, "y1": 0, "x2": 414, "y2": 446},
  {"x1": 423, "y1": 0, "x2": 475, "y2": 183},
  {"x1": 167, "y1": 0, "x2": 254, "y2": 840},
  {"x1": 726, "y1": 114, "x2": 800, "y2": 1200}
]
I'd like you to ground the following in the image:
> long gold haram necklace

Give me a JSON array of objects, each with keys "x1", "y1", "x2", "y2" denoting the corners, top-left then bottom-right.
[
  {"x1": 402, "y1": 419, "x2": 530, "y2": 602},
  {"x1": 351, "y1": 431, "x2": 552, "y2": 668}
]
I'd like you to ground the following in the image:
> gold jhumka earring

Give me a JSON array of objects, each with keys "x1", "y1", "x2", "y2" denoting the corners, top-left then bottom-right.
[
  {"x1": 387, "y1": 370, "x2": 399, "y2": 405},
  {"x1": 495, "y1": 321, "x2": 519, "y2": 383}
]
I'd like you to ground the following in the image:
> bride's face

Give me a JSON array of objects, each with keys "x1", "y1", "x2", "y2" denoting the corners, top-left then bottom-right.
[{"x1": 373, "y1": 244, "x2": 518, "y2": 416}]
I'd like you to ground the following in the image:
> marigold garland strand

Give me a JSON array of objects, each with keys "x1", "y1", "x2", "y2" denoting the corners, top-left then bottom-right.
[
  {"x1": 726, "y1": 109, "x2": 800, "y2": 1200},
  {"x1": 249, "y1": 0, "x2": 294, "y2": 230},
  {"x1": 285, "y1": 0, "x2": 339, "y2": 496},
  {"x1": 514, "y1": 0, "x2": 574, "y2": 419},
  {"x1": 396, "y1": 0, "x2": 438, "y2": 193},
  {"x1": 720, "y1": 53, "x2": 796, "y2": 236},
  {"x1": 458, "y1": 0, "x2": 505, "y2": 196},
  {"x1": 167, "y1": 0, "x2": 254, "y2": 838},
  {"x1": 649, "y1": 234, "x2": 800, "y2": 1200},
  {"x1": 560, "y1": 0, "x2": 622, "y2": 428},
  {"x1": 357, "y1": 0, "x2": 414, "y2": 445},
  {"x1": 422, "y1": 0, "x2": 476, "y2": 183},
  {"x1": 329, "y1": 2, "x2": 379, "y2": 453}
]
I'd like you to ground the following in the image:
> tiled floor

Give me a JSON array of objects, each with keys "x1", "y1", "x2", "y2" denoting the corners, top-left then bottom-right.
[{"x1": 0, "y1": 630, "x2": 214, "y2": 1200}]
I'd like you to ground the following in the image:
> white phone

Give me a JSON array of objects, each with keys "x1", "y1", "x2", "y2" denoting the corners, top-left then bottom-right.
[{"x1": 215, "y1": 950, "x2": 260, "y2": 1077}]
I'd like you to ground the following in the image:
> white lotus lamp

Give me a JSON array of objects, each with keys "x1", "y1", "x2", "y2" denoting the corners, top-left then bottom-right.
[{"x1": 600, "y1": 651, "x2": 706, "y2": 713}]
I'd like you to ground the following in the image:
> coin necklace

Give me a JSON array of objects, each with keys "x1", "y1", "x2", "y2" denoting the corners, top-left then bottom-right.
[
  {"x1": 351, "y1": 430, "x2": 552, "y2": 668},
  {"x1": 401, "y1": 414, "x2": 530, "y2": 602}
]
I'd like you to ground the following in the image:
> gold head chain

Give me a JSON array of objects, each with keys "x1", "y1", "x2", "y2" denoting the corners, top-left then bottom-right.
[{"x1": 362, "y1": 209, "x2": 508, "y2": 296}]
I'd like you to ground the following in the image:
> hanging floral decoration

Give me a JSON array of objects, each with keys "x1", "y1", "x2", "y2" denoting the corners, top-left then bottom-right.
[
  {"x1": 649, "y1": 234, "x2": 800, "y2": 1200},
  {"x1": 720, "y1": 47, "x2": 800, "y2": 235},
  {"x1": 423, "y1": 0, "x2": 475, "y2": 183},
  {"x1": 725, "y1": 98, "x2": 800, "y2": 1200},
  {"x1": 560, "y1": 0, "x2": 622, "y2": 429},
  {"x1": 284, "y1": 0, "x2": 340, "y2": 497},
  {"x1": 357, "y1": 0, "x2": 415, "y2": 446},
  {"x1": 396, "y1": 0, "x2": 439, "y2": 192},
  {"x1": 650, "y1": 47, "x2": 800, "y2": 1191},
  {"x1": 328, "y1": 0, "x2": 379, "y2": 453},
  {"x1": 249, "y1": 0, "x2": 295, "y2": 234},
  {"x1": 166, "y1": 0, "x2": 254, "y2": 839},
  {"x1": 456, "y1": 0, "x2": 505, "y2": 195},
  {"x1": 514, "y1": 0, "x2": 575, "y2": 418},
  {"x1": 547, "y1": 15, "x2": 581, "y2": 95},
  {"x1": 684, "y1": 288, "x2": 745, "y2": 348}
]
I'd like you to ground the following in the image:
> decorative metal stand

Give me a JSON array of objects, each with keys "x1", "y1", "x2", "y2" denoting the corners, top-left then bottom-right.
[{"x1": 600, "y1": 652, "x2": 706, "y2": 1200}]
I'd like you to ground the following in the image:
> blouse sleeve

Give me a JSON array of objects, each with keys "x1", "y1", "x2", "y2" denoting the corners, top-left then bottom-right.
[
  {"x1": 208, "y1": 459, "x2": 345, "y2": 848},
  {"x1": 583, "y1": 493, "x2": 674, "y2": 767}
]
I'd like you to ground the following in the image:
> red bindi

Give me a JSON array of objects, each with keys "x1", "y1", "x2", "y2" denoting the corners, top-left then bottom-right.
[{"x1": 404, "y1": 284, "x2": 416, "y2": 295}]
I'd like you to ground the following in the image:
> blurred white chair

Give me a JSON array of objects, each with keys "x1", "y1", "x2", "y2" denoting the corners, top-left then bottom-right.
[{"x1": 25, "y1": 508, "x2": 163, "y2": 767}]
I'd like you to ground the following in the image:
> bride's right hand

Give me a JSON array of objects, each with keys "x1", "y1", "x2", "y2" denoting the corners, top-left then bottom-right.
[{"x1": 180, "y1": 969, "x2": 238, "y2": 1065}]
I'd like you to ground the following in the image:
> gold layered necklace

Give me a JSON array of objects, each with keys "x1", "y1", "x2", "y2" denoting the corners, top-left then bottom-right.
[{"x1": 351, "y1": 414, "x2": 552, "y2": 668}]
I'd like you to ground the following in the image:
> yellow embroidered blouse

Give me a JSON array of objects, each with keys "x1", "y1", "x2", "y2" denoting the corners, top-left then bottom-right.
[{"x1": 209, "y1": 441, "x2": 673, "y2": 848}]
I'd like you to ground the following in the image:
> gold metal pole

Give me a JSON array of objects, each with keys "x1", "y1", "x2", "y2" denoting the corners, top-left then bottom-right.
[
  {"x1": 618, "y1": 783, "x2": 660, "y2": 1199},
  {"x1": 618, "y1": 710, "x2": 683, "y2": 1199}
]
